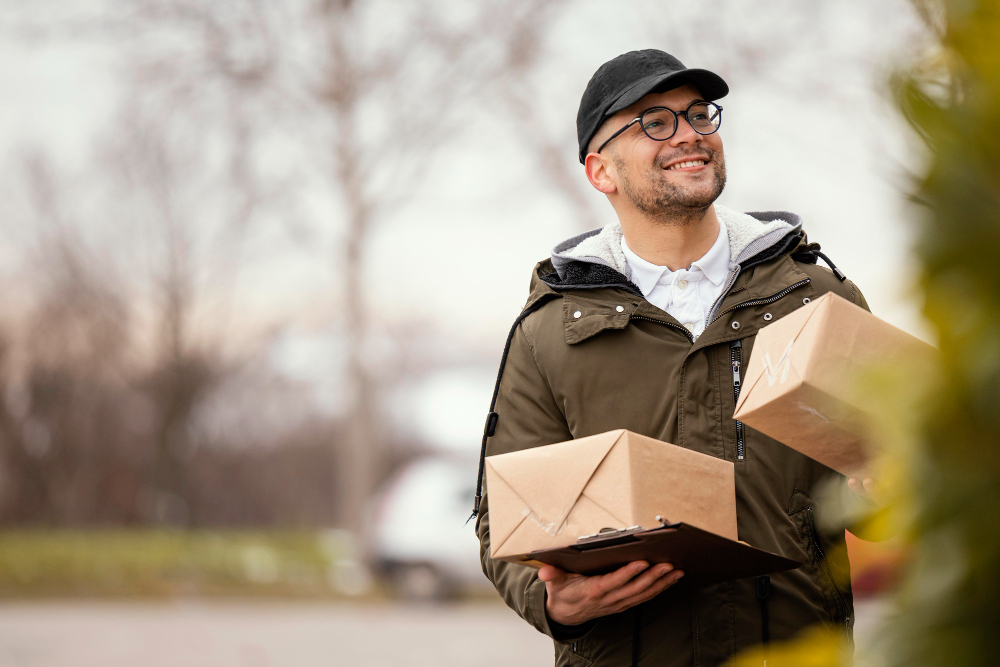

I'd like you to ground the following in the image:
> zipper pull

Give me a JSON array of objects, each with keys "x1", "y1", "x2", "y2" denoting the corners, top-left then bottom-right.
[{"x1": 730, "y1": 339, "x2": 743, "y2": 391}]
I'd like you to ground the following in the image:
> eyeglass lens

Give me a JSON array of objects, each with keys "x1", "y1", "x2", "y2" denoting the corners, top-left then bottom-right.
[{"x1": 640, "y1": 103, "x2": 721, "y2": 140}]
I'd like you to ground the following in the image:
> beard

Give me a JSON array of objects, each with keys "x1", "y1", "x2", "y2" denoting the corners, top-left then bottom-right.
[{"x1": 614, "y1": 147, "x2": 727, "y2": 225}]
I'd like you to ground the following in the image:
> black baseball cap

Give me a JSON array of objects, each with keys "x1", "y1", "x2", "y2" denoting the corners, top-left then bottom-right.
[{"x1": 577, "y1": 49, "x2": 729, "y2": 164}]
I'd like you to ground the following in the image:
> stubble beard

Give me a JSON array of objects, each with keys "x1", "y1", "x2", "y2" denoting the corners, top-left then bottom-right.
[{"x1": 614, "y1": 148, "x2": 727, "y2": 226}]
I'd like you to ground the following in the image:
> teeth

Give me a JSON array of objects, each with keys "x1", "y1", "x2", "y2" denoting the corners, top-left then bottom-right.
[{"x1": 668, "y1": 160, "x2": 705, "y2": 170}]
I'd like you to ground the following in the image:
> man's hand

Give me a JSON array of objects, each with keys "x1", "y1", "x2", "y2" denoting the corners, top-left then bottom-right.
[
  {"x1": 847, "y1": 476, "x2": 879, "y2": 503},
  {"x1": 538, "y1": 560, "x2": 684, "y2": 626}
]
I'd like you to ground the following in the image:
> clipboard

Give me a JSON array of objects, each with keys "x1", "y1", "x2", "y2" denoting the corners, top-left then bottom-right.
[{"x1": 524, "y1": 519, "x2": 802, "y2": 584}]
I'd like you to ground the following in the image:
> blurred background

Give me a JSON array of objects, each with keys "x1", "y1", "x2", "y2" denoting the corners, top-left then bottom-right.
[{"x1": 0, "y1": 1, "x2": 940, "y2": 665}]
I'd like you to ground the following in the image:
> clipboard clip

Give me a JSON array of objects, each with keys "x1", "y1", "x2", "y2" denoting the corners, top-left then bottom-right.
[
  {"x1": 577, "y1": 525, "x2": 644, "y2": 543},
  {"x1": 575, "y1": 516, "x2": 676, "y2": 543}
]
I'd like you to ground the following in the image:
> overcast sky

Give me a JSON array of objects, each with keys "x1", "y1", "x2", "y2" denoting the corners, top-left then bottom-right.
[{"x1": 0, "y1": 0, "x2": 931, "y2": 453}]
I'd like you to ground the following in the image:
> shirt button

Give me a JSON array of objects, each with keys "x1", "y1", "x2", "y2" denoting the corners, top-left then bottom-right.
[
  {"x1": 677, "y1": 279, "x2": 688, "y2": 290},
  {"x1": 615, "y1": 305, "x2": 625, "y2": 313},
  {"x1": 573, "y1": 310, "x2": 582, "y2": 318},
  {"x1": 684, "y1": 322, "x2": 695, "y2": 332}
]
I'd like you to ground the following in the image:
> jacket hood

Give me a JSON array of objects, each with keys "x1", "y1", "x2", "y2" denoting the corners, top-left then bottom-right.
[{"x1": 549, "y1": 204, "x2": 802, "y2": 283}]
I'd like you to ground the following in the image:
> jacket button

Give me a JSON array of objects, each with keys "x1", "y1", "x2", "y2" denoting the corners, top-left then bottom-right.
[
  {"x1": 573, "y1": 310, "x2": 582, "y2": 318},
  {"x1": 803, "y1": 297, "x2": 811, "y2": 305},
  {"x1": 731, "y1": 321, "x2": 740, "y2": 330},
  {"x1": 763, "y1": 313, "x2": 773, "y2": 321},
  {"x1": 615, "y1": 305, "x2": 624, "y2": 313}
]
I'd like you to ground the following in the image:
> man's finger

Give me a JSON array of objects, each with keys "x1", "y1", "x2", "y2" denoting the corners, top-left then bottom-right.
[
  {"x1": 591, "y1": 560, "x2": 650, "y2": 594},
  {"x1": 862, "y1": 477, "x2": 877, "y2": 496},
  {"x1": 611, "y1": 569, "x2": 685, "y2": 612},
  {"x1": 604, "y1": 562, "x2": 674, "y2": 604}
]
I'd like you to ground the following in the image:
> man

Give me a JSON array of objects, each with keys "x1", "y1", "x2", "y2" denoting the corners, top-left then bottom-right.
[{"x1": 474, "y1": 49, "x2": 871, "y2": 666}]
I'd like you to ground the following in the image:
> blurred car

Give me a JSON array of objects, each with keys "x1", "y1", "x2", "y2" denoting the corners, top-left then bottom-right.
[{"x1": 370, "y1": 456, "x2": 493, "y2": 600}]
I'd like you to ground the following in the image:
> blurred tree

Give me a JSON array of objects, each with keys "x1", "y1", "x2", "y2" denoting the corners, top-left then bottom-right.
[
  {"x1": 486, "y1": 0, "x2": 604, "y2": 233},
  {"x1": 93, "y1": 0, "x2": 523, "y2": 534},
  {"x1": 0, "y1": 0, "x2": 565, "y2": 533},
  {"x1": 0, "y1": 152, "x2": 136, "y2": 525}
]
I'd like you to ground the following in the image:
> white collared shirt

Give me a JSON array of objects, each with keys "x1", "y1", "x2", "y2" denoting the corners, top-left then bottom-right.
[{"x1": 620, "y1": 221, "x2": 732, "y2": 340}]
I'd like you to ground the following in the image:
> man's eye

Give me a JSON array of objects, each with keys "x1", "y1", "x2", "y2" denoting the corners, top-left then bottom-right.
[{"x1": 645, "y1": 120, "x2": 664, "y2": 129}]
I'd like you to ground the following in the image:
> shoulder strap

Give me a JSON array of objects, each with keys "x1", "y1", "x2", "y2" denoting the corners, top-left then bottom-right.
[{"x1": 467, "y1": 294, "x2": 559, "y2": 523}]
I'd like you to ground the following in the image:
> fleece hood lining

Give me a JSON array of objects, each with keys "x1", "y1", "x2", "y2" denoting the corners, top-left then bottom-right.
[{"x1": 550, "y1": 204, "x2": 801, "y2": 281}]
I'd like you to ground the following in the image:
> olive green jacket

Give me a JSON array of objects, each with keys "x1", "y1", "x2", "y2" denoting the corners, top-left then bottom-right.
[{"x1": 475, "y1": 205, "x2": 868, "y2": 666}]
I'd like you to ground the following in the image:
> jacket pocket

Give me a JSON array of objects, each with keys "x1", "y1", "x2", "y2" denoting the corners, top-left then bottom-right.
[
  {"x1": 790, "y1": 491, "x2": 851, "y2": 630},
  {"x1": 553, "y1": 617, "x2": 603, "y2": 666},
  {"x1": 555, "y1": 637, "x2": 596, "y2": 667}
]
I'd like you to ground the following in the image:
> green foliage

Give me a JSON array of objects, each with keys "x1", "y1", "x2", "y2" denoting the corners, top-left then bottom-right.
[
  {"x1": 729, "y1": 1, "x2": 1000, "y2": 664},
  {"x1": 869, "y1": 1, "x2": 1000, "y2": 664},
  {"x1": 0, "y1": 530, "x2": 354, "y2": 598}
]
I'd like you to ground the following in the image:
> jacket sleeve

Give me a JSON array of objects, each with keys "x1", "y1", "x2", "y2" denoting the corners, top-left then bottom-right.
[
  {"x1": 848, "y1": 278, "x2": 870, "y2": 312},
  {"x1": 475, "y1": 321, "x2": 581, "y2": 641}
]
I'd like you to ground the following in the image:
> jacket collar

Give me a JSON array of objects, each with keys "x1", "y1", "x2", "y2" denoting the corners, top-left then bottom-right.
[
  {"x1": 535, "y1": 206, "x2": 810, "y2": 346},
  {"x1": 548, "y1": 204, "x2": 802, "y2": 283}
]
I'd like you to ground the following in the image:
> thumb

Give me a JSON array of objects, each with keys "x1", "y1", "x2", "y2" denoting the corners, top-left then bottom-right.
[{"x1": 537, "y1": 564, "x2": 566, "y2": 583}]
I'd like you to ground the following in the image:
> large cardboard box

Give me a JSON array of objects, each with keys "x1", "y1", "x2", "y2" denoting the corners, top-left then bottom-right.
[
  {"x1": 733, "y1": 292, "x2": 935, "y2": 476},
  {"x1": 485, "y1": 429, "x2": 737, "y2": 563}
]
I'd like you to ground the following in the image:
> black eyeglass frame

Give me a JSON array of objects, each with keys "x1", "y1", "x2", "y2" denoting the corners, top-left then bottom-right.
[{"x1": 594, "y1": 100, "x2": 724, "y2": 157}]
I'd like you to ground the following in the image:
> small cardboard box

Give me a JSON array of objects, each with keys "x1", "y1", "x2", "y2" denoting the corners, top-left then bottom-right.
[
  {"x1": 733, "y1": 292, "x2": 935, "y2": 476},
  {"x1": 485, "y1": 429, "x2": 737, "y2": 563}
]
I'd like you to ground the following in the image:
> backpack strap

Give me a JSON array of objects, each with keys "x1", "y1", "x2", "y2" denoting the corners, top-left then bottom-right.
[{"x1": 468, "y1": 294, "x2": 559, "y2": 523}]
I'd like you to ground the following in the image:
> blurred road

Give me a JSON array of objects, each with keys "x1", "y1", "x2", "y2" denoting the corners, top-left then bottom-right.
[{"x1": 0, "y1": 598, "x2": 888, "y2": 666}]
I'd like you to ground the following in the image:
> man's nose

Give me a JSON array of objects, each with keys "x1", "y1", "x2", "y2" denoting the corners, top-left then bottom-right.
[{"x1": 668, "y1": 115, "x2": 703, "y2": 146}]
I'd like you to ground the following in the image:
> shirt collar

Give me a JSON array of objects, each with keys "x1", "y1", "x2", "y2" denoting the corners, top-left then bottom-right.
[
  {"x1": 620, "y1": 220, "x2": 731, "y2": 295},
  {"x1": 691, "y1": 220, "x2": 731, "y2": 286},
  {"x1": 620, "y1": 236, "x2": 669, "y2": 297}
]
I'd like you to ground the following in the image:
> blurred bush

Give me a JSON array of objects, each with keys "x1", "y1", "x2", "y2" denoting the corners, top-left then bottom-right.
[
  {"x1": 870, "y1": 0, "x2": 1000, "y2": 663},
  {"x1": 0, "y1": 529, "x2": 368, "y2": 598},
  {"x1": 733, "y1": 0, "x2": 1000, "y2": 664}
]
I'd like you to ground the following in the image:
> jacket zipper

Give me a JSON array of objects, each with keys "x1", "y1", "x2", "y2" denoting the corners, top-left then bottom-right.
[
  {"x1": 633, "y1": 279, "x2": 808, "y2": 464},
  {"x1": 806, "y1": 506, "x2": 850, "y2": 629},
  {"x1": 629, "y1": 315, "x2": 694, "y2": 343},
  {"x1": 729, "y1": 339, "x2": 745, "y2": 461},
  {"x1": 712, "y1": 279, "x2": 811, "y2": 323}
]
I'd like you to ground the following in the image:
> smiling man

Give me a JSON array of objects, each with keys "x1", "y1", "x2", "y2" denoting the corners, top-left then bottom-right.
[{"x1": 474, "y1": 49, "x2": 870, "y2": 666}]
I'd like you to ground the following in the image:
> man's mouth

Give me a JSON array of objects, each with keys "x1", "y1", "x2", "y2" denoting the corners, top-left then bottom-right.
[{"x1": 665, "y1": 158, "x2": 708, "y2": 171}]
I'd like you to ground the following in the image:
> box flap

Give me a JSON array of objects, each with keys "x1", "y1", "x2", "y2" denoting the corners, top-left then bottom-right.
[
  {"x1": 485, "y1": 429, "x2": 624, "y2": 541},
  {"x1": 484, "y1": 463, "x2": 532, "y2": 555},
  {"x1": 735, "y1": 294, "x2": 829, "y2": 417},
  {"x1": 494, "y1": 494, "x2": 626, "y2": 558}
]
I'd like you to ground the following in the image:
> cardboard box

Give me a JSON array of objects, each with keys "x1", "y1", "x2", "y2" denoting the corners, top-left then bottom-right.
[
  {"x1": 733, "y1": 292, "x2": 935, "y2": 476},
  {"x1": 485, "y1": 429, "x2": 737, "y2": 563}
]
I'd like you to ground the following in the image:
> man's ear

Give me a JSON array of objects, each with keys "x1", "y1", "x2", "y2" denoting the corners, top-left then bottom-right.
[{"x1": 584, "y1": 153, "x2": 617, "y2": 195}]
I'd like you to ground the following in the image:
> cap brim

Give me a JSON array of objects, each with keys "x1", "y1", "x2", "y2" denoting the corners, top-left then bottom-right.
[{"x1": 606, "y1": 68, "x2": 729, "y2": 117}]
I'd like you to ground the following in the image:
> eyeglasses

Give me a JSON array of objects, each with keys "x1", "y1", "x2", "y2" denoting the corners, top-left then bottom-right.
[{"x1": 595, "y1": 101, "x2": 723, "y2": 156}]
